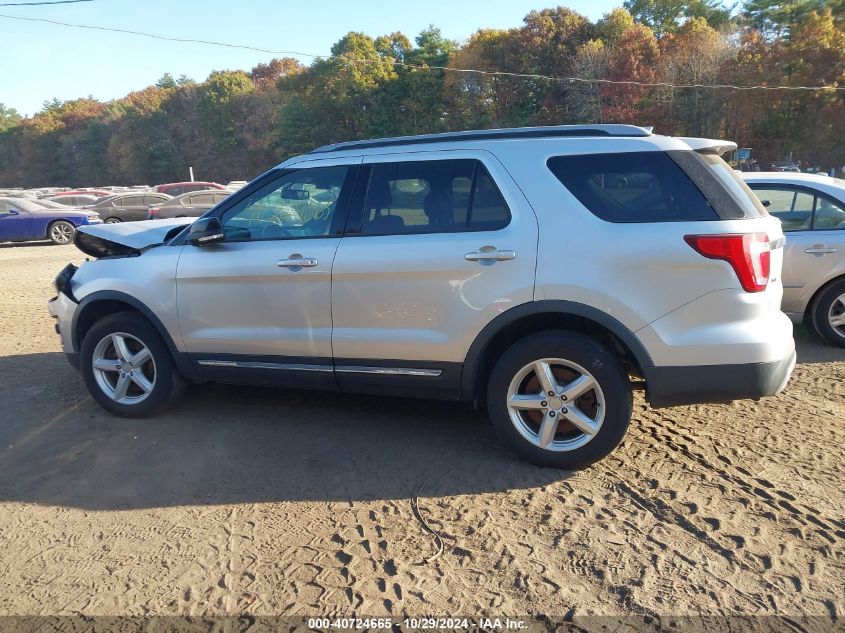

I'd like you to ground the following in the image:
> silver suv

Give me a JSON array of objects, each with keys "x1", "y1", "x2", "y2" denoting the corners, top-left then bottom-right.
[{"x1": 48, "y1": 125, "x2": 796, "y2": 469}]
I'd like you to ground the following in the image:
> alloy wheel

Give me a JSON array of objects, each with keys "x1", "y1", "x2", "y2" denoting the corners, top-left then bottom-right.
[
  {"x1": 91, "y1": 332, "x2": 157, "y2": 405},
  {"x1": 828, "y1": 292, "x2": 845, "y2": 339},
  {"x1": 506, "y1": 358, "x2": 605, "y2": 452},
  {"x1": 50, "y1": 222, "x2": 74, "y2": 244}
]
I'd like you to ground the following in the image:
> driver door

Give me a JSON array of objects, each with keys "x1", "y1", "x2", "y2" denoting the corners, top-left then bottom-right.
[
  {"x1": 176, "y1": 157, "x2": 361, "y2": 384},
  {"x1": 0, "y1": 201, "x2": 31, "y2": 240}
]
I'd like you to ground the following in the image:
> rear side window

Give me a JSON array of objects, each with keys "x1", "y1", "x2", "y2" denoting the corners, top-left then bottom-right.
[
  {"x1": 121, "y1": 195, "x2": 145, "y2": 206},
  {"x1": 547, "y1": 152, "x2": 717, "y2": 223},
  {"x1": 360, "y1": 159, "x2": 510, "y2": 235},
  {"x1": 193, "y1": 193, "x2": 214, "y2": 205}
]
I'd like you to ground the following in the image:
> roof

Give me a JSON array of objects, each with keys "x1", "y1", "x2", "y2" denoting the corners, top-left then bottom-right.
[
  {"x1": 741, "y1": 171, "x2": 845, "y2": 199},
  {"x1": 742, "y1": 171, "x2": 841, "y2": 184},
  {"x1": 310, "y1": 124, "x2": 653, "y2": 154}
]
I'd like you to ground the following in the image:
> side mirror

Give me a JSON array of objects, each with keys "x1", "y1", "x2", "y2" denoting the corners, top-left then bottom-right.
[
  {"x1": 281, "y1": 189, "x2": 309, "y2": 200},
  {"x1": 187, "y1": 217, "x2": 225, "y2": 246},
  {"x1": 761, "y1": 200, "x2": 771, "y2": 207},
  {"x1": 6, "y1": 209, "x2": 19, "y2": 215}
]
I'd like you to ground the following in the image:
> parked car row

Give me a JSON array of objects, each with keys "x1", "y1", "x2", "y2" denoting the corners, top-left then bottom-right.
[{"x1": 0, "y1": 179, "x2": 245, "y2": 201}]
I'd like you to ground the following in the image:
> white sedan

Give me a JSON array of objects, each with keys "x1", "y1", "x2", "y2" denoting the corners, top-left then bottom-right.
[{"x1": 742, "y1": 172, "x2": 845, "y2": 347}]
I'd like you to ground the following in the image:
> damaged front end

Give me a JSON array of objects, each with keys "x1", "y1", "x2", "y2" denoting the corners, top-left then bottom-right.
[{"x1": 73, "y1": 218, "x2": 193, "y2": 258}]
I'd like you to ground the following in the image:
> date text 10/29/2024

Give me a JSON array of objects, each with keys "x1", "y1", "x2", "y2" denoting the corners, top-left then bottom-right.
[{"x1": 307, "y1": 617, "x2": 528, "y2": 630}]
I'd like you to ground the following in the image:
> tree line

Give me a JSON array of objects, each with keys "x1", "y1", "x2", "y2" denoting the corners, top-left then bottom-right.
[{"x1": 0, "y1": 0, "x2": 843, "y2": 187}]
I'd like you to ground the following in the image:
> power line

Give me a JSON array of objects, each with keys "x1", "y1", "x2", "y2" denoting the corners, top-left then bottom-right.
[
  {"x1": 0, "y1": 1, "x2": 92, "y2": 6},
  {"x1": 1, "y1": 11, "x2": 843, "y2": 92}
]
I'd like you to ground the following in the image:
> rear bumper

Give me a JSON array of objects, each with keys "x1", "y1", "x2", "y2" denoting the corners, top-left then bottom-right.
[{"x1": 644, "y1": 345, "x2": 796, "y2": 408}]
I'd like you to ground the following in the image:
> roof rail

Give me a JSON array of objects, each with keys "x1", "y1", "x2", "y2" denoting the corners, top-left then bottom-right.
[{"x1": 310, "y1": 124, "x2": 653, "y2": 154}]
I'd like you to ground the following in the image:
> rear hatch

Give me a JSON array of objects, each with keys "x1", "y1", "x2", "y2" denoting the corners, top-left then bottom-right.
[{"x1": 675, "y1": 138, "x2": 784, "y2": 293}]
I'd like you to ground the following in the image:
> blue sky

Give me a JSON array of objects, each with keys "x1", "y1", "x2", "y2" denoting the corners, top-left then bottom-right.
[{"x1": 2, "y1": 0, "x2": 620, "y2": 116}]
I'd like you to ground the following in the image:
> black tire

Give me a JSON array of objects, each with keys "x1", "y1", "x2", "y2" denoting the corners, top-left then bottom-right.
[
  {"x1": 47, "y1": 220, "x2": 75, "y2": 245},
  {"x1": 811, "y1": 278, "x2": 845, "y2": 347},
  {"x1": 104, "y1": 217, "x2": 122, "y2": 224},
  {"x1": 80, "y1": 312, "x2": 185, "y2": 417},
  {"x1": 486, "y1": 331, "x2": 632, "y2": 469}
]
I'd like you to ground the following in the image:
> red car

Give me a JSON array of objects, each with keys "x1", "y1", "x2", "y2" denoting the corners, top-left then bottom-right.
[
  {"x1": 53, "y1": 189, "x2": 113, "y2": 197},
  {"x1": 155, "y1": 181, "x2": 226, "y2": 197}
]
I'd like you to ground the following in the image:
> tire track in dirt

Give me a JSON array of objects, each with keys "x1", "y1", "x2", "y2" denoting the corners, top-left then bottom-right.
[{"x1": 640, "y1": 413, "x2": 844, "y2": 538}]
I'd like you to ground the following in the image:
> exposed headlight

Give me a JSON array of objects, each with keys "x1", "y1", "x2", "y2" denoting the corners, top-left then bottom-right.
[{"x1": 53, "y1": 263, "x2": 78, "y2": 301}]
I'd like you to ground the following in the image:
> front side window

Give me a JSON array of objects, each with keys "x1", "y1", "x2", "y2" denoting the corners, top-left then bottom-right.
[
  {"x1": 547, "y1": 151, "x2": 717, "y2": 223},
  {"x1": 360, "y1": 159, "x2": 510, "y2": 235},
  {"x1": 222, "y1": 165, "x2": 350, "y2": 241},
  {"x1": 121, "y1": 195, "x2": 145, "y2": 207}
]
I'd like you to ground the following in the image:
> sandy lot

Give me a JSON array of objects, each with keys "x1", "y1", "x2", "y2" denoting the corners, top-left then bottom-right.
[{"x1": 0, "y1": 242, "x2": 843, "y2": 625}]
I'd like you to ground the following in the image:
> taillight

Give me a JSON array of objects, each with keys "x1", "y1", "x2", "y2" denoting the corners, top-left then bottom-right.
[
  {"x1": 148, "y1": 208, "x2": 159, "y2": 218},
  {"x1": 684, "y1": 233, "x2": 771, "y2": 293}
]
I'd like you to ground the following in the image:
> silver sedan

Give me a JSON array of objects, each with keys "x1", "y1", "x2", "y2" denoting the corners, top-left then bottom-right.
[{"x1": 743, "y1": 172, "x2": 845, "y2": 347}]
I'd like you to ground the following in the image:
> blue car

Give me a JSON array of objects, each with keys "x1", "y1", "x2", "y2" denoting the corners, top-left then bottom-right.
[{"x1": 0, "y1": 196, "x2": 102, "y2": 245}]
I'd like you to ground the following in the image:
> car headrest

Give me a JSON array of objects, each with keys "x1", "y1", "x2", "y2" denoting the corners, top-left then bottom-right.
[
  {"x1": 423, "y1": 189, "x2": 453, "y2": 225},
  {"x1": 366, "y1": 214, "x2": 406, "y2": 234}
]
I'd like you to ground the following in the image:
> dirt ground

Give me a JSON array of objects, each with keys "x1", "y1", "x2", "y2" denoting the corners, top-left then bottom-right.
[{"x1": 0, "y1": 242, "x2": 843, "y2": 626}]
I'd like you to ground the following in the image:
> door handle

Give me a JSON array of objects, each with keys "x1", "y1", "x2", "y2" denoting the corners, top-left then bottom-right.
[
  {"x1": 465, "y1": 249, "x2": 517, "y2": 262},
  {"x1": 804, "y1": 247, "x2": 837, "y2": 254},
  {"x1": 277, "y1": 255, "x2": 318, "y2": 268}
]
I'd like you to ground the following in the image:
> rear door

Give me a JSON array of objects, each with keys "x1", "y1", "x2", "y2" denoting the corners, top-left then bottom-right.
[
  {"x1": 330, "y1": 151, "x2": 538, "y2": 398},
  {"x1": 749, "y1": 184, "x2": 845, "y2": 308}
]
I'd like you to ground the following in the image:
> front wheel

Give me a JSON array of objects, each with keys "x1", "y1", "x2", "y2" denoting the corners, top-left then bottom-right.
[
  {"x1": 80, "y1": 312, "x2": 185, "y2": 417},
  {"x1": 48, "y1": 220, "x2": 75, "y2": 245},
  {"x1": 486, "y1": 331, "x2": 632, "y2": 469},
  {"x1": 811, "y1": 279, "x2": 845, "y2": 347},
  {"x1": 104, "y1": 217, "x2": 122, "y2": 224}
]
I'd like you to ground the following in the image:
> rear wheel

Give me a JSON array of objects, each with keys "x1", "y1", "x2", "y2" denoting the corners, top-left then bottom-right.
[
  {"x1": 486, "y1": 331, "x2": 632, "y2": 469},
  {"x1": 48, "y1": 220, "x2": 75, "y2": 245},
  {"x1": 80, "y1": 312, "x2": 185, "y2": 417},
  {"x1": 811, "y1": 278, "x2": 845, "y2": 347}
]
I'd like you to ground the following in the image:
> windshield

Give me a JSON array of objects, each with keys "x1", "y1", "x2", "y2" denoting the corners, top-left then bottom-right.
[{"x1": 3, "y1": 198, "x2": 45, "y2": 213}]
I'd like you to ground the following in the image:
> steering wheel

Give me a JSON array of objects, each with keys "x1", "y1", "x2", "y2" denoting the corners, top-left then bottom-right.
[{"x1": 260, "y1": 223, "x2": 293, "y2": 239}]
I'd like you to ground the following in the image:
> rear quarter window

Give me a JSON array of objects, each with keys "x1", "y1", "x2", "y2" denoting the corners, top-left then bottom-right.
[{"x1": 547, "y1": 151, "x2": 717, "y2": 223}]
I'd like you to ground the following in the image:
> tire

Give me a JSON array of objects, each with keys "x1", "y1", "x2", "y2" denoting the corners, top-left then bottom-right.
[
  {"x1": 811, "y1": 278, "x2": 845, "y2": 347},
  {"x1": 48, "y1": 220, "x2": 75, "y2": 245},
  {"x1": 80, "y1": 312, "x2": 185, "y2": 417},
  {"x1": 486, "y1": 331, "x2": 632, "y2": 469},
  {"x1": 104, "y1": 217, "x2": 122, "y2": 224}
]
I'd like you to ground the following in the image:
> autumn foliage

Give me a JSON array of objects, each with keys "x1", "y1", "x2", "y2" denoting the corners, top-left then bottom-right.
[{"x1": 0, "y1": 1, "x2": 843, "y2": 187}]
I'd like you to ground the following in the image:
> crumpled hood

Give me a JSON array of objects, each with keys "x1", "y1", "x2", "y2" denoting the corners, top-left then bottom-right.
[{"x1": 74, "y1": 218, "x2": 192, "y2": 258}]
